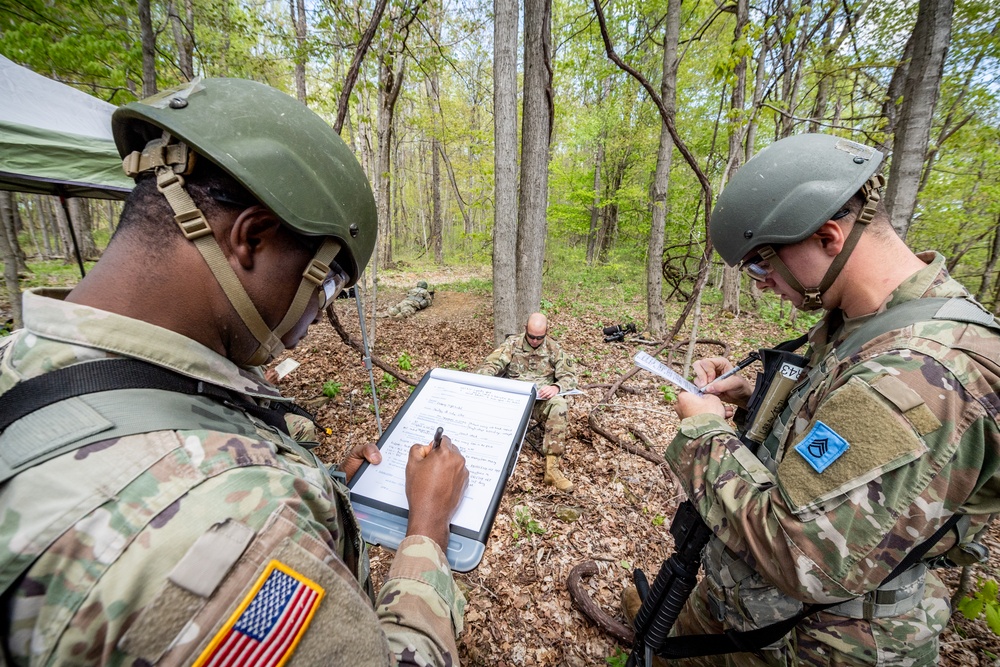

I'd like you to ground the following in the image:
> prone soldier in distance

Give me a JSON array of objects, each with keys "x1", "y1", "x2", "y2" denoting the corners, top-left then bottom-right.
[{"x1": 388, "y1": 280, "x2": 434, "y2": 318}]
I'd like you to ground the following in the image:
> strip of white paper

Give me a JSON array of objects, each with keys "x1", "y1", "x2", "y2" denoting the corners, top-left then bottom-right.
[
  {"x1": 634, "y1": 351, "x2": 703, "y2": 395},
  {"x1": 273, "y1": 358, "x2": 300, "y2": 380}
]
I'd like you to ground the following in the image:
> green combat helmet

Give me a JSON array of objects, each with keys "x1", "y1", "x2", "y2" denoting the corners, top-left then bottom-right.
[
  {"x1": 710, "y1": 133, "x2": 885, "y2": 310},
  {"x1": 416, "y1": 281, "x2": 429, "y2": 290},
  {"x1": 112, "y1": 78, "x2": 377, "y2": 365}
]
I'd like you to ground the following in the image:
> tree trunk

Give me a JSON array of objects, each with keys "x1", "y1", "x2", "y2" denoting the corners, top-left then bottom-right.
[
  {"x1": 977, "y1": 214, "x2": 1000, "y2": 304},
  {"x1": 334, "y1": 0, "x2": 388, "y2": 134},
  {"x1": 515, "y1": 0, "x2": 552, "y2": 324},
  {"x1": 169, "y1": 0, "x2": 195, "y2": 80},
  {"x1": 20, "y1": 197, "x2": 41, "y2": 261},
  {"x1": 424, "y1": 74, "x2": 444, "y2": 264},
  {"x1": 492, "y1": 0, "x2": 519, "y2": 343},
  {"x1": 291, "y1": 0, "x2": 307, "y2": 102},
  {"x1": 49, "y1": 197, "x2": 73, "y2": 261},
  {"x1": 430, "y1": 134, "x2": 443, "y2": 264},
  {"x1": 34, "y1": 196, "x2": 52, "y2": 258},
  {"x1": 722, "y1": 0, "x2": 749, "y2": 316},
  {"x1": 376, "y1": 54, "x2": 405, "y2": 269},
  {"x1": 138, "y1": 0, "x2": 157, "y2": 96},
  {"x1": 68, "y1": 198, "x2": 99, "y2": 260},
  {"x1": 586, "y1": 139, "x2": 604, "y2": 266},
  {"x1": 3, "y1": 193, "x2": 27, "y2": 275},
  {"x1": 0, "y1": 192, "x2": 23, "y2": 328},
  {"x1": 884, "y1": 0, "x2": 954, "y2": 240}
]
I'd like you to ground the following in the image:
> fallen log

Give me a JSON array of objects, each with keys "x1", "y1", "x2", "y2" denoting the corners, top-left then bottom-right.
[{"x1": 567, "y1": 560, "x2": 635, "y2": 646}]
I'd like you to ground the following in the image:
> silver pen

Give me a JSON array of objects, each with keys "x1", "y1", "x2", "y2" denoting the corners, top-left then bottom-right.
[{"x1": 702, "y1": 352, "x2": 759, "y2": 390}]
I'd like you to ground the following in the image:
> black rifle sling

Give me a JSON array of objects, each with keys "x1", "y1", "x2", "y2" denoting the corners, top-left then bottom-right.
[
  {"x1": 0, "y1": 357, "x2": 312, "y2": 437},
  {"x1": 654, "y1": 513, "x2": 961, "y2": 659}
]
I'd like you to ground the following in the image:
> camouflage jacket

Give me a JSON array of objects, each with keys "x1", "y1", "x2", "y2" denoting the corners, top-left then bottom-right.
[
  {"x1": 0, "y1": 288, "x2": 465, "y2": 666},
  {"x1": 665, "y1": 253, "x2": 1000, "y2": 661},
  {"x1": 476, "y1": 333, "x2": 578, "y2": 393}
]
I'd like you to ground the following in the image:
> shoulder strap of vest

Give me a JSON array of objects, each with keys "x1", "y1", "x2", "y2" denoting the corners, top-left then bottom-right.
[
  {"x1": 0, "y1": 357, "x2": 313, "y2": 433},
  {"x1": 0, "y1": 358, "x2": 320, "y2": 484},
  {"x1": 836, "y1": 296, "x2": 999, "y2": 363}
]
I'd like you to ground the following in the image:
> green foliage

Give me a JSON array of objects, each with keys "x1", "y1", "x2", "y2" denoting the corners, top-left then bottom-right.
[
  {"x1": 436, "y1": 277, "x2": 493, "y2": 296},
  {"x1": 957, "y1": 578, "x2": 1000, "y2": 636},
  {"x1": 397, "y1": 351, "x2": 413, "y2": 371},
  {"x1": 659, "y1": 385, "x2": 678, "y2": 404},
  {"x1": 606, "y1": 648, "x2": 629, "y2": 667},
  {"x1": 652, "y1": 513, "x2": 666, "y2": 527},
  {"x1": 322, "y1": 381, "x2": 342, "y2": 398},
  {"x1": 446, "y1": 360, "x2": 469, "y2": 371},
  {"x1": 379, "y1": 372, "x2": 398, "y2": 392},
  {"x1": 512, "y1": 506, "x2": 545, "y2": 541}
]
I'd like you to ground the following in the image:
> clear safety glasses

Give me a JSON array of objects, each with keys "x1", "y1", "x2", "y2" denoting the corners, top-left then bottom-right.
[
  {"x1": 739, "y1": 253, "x2": 773, "y2": 283},
  {"x1": 316, "y1": 261, "x2": 350, "y2": 310}
]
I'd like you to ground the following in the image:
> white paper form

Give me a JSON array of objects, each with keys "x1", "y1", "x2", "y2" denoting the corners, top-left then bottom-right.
[
  {"x1": 634, "y1": 351, "x2": 703, "y2": 395},
  {"x1": 349, "y1": 370, "x2": 533, "y2": 532}
]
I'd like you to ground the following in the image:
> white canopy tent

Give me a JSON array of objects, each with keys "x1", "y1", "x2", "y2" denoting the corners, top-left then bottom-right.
[{"x1": 0, "y1": 55, "x2": 133, "y2": 276}]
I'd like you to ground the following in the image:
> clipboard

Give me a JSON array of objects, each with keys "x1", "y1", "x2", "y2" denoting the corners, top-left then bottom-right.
[{"x1": 348, "y1": 368, "x2": 536, "y2": 572}]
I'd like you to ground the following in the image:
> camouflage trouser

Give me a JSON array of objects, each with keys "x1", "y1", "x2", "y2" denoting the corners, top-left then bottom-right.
[
  {"x1": 389, "y1": 299, "x2": 420, "y2": 318},
  {"x1": 531, "y1": 396, "x2": 568, "y2": 456},
  {"x1": 667, "y1": 565, "x2": 946, "y2": 666}
]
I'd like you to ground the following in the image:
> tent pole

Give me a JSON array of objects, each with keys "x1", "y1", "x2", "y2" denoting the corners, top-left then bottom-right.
[
  {"x1": 57, "y1": 188, "x2": 86, "y2": 278},
  {"x1": 354, "y1": 286, "x2": 383, "y2": 436}
]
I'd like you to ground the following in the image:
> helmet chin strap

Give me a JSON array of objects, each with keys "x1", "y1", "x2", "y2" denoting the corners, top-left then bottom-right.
[
  {"x1": 758, "y1": 174, "x2": 885, "y2": 312},
  {"x1": 124, "y1": 133, "x2": 340, "y2": 366}
]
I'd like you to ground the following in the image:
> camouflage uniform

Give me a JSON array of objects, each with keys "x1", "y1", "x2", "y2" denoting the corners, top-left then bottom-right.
[
  {"x1": 0, "y1": 288, "x2": 465, "y2": 666},
  {"x1": 664, "y1": 253, "x2": 1000, "y2": 666},
  {"x1": 388, "y1": 286, "x2": 432, "y2": 319},
  {"x1": 476, "y1": 333, "x2": 577, "y2": 457}
]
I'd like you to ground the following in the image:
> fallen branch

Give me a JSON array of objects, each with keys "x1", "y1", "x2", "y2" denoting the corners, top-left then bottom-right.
[
  {"x1": 587, "y1": 338, "x2": 729, "y2": 465},
  {"x1": 588, "y1": 411, "x2": 665, "y2": 465},
  {"x1": 567, "y1": 561, "x2": 634, "y2": 646},
  {"x1": 326, "y1": 305, "x2": 418, "y2": 387}
]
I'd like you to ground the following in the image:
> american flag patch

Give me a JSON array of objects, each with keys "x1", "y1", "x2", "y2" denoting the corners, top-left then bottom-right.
[{"x1": 194, "y1": 560, "x2": 324, "y2": 667}]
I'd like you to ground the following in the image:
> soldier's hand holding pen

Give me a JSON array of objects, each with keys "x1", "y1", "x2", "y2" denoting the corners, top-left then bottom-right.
[
  {"x1": 692, "y1": 357, "x2": 754, "y2": 408},
  {"x1": 675, "y1": 357, "x2": 755, "y2": 422},
  {"x1": 405, "y1": 428, "x2": 469, "y2": 552}
]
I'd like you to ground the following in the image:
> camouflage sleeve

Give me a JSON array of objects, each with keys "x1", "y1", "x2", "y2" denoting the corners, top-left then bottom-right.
[
  {"x1": 476, "y1": 338, "x2": 513, "y2": 377},
  {"x1": 664, "y1": 349, "x2": 1000, "y2": 604},
  {"x1": 376, "y1": 535, "x2": 466, "y2": 666},
  {"x1": 549, "y1": 341, "x2": 578, "y2": 392}
]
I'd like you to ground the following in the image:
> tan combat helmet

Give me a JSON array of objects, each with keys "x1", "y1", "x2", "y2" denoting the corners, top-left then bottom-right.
[
  {"x1": 710, "y1": 133, "x2": 885, "y2": 310},
  {"x1": 113, "y1": 78, "x2": 377, "y2": 365}
]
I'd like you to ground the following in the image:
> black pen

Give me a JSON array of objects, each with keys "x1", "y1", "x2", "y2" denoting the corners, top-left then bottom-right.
[
  {"x1": 432, "y1": 426, "x2": 444, "y2": 449},
  {"x1": 702, "y1": 352, "x2": 760, "y2": 390}
]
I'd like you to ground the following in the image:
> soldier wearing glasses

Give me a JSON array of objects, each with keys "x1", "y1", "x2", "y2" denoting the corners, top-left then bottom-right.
[
  {"x1": 638, "y1": 133, "x2": 1000, "y2": 665},
  {"x1": 0, "y1": 79, "x2": 468, "y2": 666},
  {"x1": 477, "y1": 312, "x2": 578, "y2": 491}
]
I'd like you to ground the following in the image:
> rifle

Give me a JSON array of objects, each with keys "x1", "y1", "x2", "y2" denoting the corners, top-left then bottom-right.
[
  {"x1": 626, "y1": 340, "x2": 808, "y2": 666},
  {"x1": 626, "y1": 500, "x2": 711, "y2": 666}
]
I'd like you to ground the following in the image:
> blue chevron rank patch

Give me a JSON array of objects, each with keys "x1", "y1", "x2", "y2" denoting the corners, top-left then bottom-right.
[{"x1": 794, "y1": 420, "x2": 849, "y2": 473}]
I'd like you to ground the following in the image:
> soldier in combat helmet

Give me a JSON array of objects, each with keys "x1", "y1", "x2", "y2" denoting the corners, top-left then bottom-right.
[
  {"x1": 624, "y1": 133, "x2": 1000, "y2": 665},
  {"x1": 0, "y1": 79, "x2": 469, "y2": 665},
  {"x1": 388, "y1": 281, "x2": 434, "y2": 318}
]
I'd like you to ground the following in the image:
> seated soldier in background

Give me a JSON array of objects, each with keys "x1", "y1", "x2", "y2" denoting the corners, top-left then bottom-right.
[
  {"x1": 388, "y1": 281, "x2": 434, "y2": 318},
  {"x1": 476, "y1": 312, "x2": 578, "y2": 492}
]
